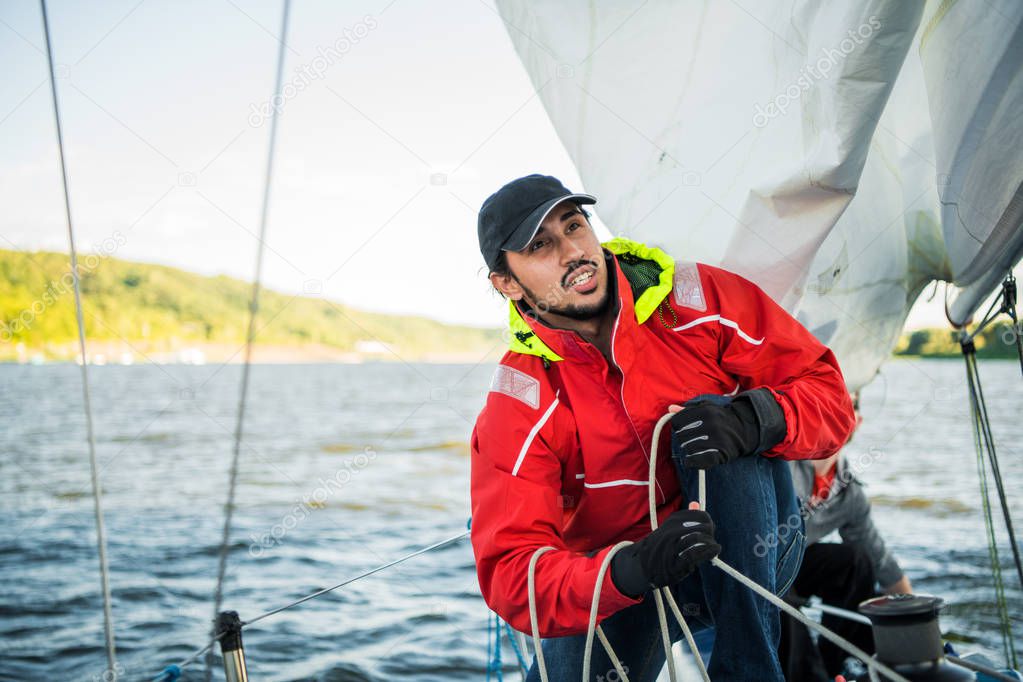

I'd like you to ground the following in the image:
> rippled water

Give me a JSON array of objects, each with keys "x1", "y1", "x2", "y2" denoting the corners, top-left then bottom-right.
[{"x1": 1, "y1": 358, "x2": 1020, "y2": 680}]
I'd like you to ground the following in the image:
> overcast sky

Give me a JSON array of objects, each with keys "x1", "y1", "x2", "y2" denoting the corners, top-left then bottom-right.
[{"x1": 0, "y1": 0, "x2": 985, "y2": 330}]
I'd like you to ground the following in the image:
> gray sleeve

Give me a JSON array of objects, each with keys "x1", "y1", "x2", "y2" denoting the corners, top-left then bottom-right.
[{"x1": 837, "y1": 477, "x2": 904, "y2": 589}]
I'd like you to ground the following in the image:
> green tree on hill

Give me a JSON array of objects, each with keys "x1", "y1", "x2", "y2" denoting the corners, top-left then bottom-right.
[{"x1": 0, "y1": 249, "x2": 501, "y2": 361}]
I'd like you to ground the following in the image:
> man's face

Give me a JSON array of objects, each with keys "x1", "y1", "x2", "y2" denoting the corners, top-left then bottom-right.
[{"x1": 490, "y1": 200, "x2": 612, "y2": 322}]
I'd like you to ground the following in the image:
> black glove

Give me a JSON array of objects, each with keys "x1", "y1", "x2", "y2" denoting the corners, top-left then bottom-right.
[
  {"x1": 610, "y1": 509, "x2": 721, "y2": 598},
  {"x1": 670, "y1": 389, "x2": 786, "y2": 470}
]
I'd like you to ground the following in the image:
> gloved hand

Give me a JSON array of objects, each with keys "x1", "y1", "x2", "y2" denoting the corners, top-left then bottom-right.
[
  {"x1": 670, "y1": 389, "x2": 786, "y2": 470},
  {"x1": 610, "y1": 508, "x2": 721, "y2": 598}
]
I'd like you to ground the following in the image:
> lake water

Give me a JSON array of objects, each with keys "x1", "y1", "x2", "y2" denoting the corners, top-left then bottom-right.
[{"x1": 1, "y1": 358, "x2": 1021, "y2": 680}]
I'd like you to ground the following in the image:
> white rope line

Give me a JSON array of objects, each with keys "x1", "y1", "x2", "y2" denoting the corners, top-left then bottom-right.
[
  {"x1": 946, "y1": 654, "x2": 1022, "y2": 682},
  {"x1": 40, "y1": 1, "x2": 118, "y2": 676},
  {"x1": 243, "y1": 530, "x2": 468, "y2": 627},
  {"x1": 595, "y1": 626, "x2": 629, "y2": 682},
  {"x1": 205, "y1": 1, "x2": 291, "y2": 678},
  {"x1": 710, "y1": 557, "x2": 909, "y2": 682},
  {"x1": 662, "y1": 587, "x2": 710, "y2": 680},
  {"x1": 527, "y1": 407, "x2": 910, "y2": 682},
  {"x1": 650, "y1": 410, "x2": 910, "y2": 682},
  {"x1": 155, "y1": 530, "x2": 469, "y2": 679},
  {"x1": 651, "y1": 589, "x2": 678, "y2": 682},
  {"x1": 528, "y1": 542, "x2": 635, "y2": 682},
  {"x1": 583, "y1": 542, "x2": 634, "y2": 682},
  {"x1": 649, "y1": 412, "x2": 709, "y2": 681},
  {"x1": 528, "y1": 546, "x2": 558, "y2": 682},
  {"x1": 804, "y1": 599, "x2": 872, "y2": 626}
]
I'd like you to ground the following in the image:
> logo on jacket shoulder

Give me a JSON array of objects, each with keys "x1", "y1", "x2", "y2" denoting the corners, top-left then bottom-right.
[
  {"x1": 673, "y1": 261, "x2": 707, "y2": 312},
  {"x1": 489, "y1": 365, "x2": 540, "y2": 409}
]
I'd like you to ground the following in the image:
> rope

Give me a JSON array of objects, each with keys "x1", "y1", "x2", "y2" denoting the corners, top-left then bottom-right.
[
  {"x1": 966, "y1": 344, "x2": 1023, "y2": 592},
  {"x1": 650, "y1": 589, "x2": 676, "y2": 682},
  {"x1": 594, "y1": 626, "x2": 629, "y2": 681},
  {"x1": 495, "y1": 613, "x2": 502, "y2": 680},
  {"x1": 503, "y1": 620, "x2": 530, "y2": 675},
  {"x1": 649, "y1": 413, "x2": 710, "y2": 682},
  {"x1": 803, "y1": 603, "x2": 1022, "y2": 681},
  {"x1": 527, "y1": 546, "x2": 557, "y2": 681},
  {"x1": 969, "y1": 361, "x2": 1017, "y2": 668},
  {"x1": 204, "y1": 0, "x2": 291, "y2": 678},
  {"x1": 522, "y1": 406, "x2": 918, "y2": 682},
  {"x1": 963, "y1": 340, "x2": 1020, "y2": 668},
  {"x1": 527, "y1": 543, "x2": 634, "y2": 682},
  {"x1": 487, "y1": 611, "x2": 503, "y2": 682},
  {"x1": 709, "y1": 557, "x2": 910, "y2": 682},
  {"x1": 661, "y1": 587, "x2": 709, "y2": 679},
  {"x1": 153, "y1": 665, "x2": 181, "y2": 682},
  {"x1": 524, "y1": 413, "x2": 706, "y2": 682},
  {"x1": 582, "y1": 542, "x2": 634, "y2": 682},
  {"x1": 486, "y1": 611, "x2": 493, "y2": 682},
  {"x1": 152, "y1": 638, "x2": 220, "y2": 681},
  {"x1": 946, "y1": 653, "x2": 1022, "y2": 682},
  {"x1": 155, "y1": 529, "x2": 468, "y2": 679},
  {"x1": 801, "y1": 599, "x2": 871, "y2": 626},
  {"x1": 39, "y1": 1, "x2": 118, "y2": 676},
  {"x1": 242, "y1": 530, "x2": 468, "y2": 627},
  {"x1": 649, "y1": 411, "x2": 912, "y2": 682}
]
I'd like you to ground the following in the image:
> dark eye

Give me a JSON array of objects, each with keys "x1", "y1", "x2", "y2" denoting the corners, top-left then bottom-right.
[
  {"x1": 529, "y1": 239, "x2": 547, "y2": 252},
  {"x1": 567, "y1": 220, "x2": 581, "y2": 232}
]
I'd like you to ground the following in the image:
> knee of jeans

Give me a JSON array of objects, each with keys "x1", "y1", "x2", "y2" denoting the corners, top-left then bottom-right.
[
  {"x1": 703, "y1": 452, "x2": 766, "y2": 488},
  {"x1": 770, "y1": 459, "x2": 799, "y2": 516}
]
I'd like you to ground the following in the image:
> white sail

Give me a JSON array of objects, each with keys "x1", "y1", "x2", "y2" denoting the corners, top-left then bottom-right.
[
  {"x1": 495, "y1": 0, "x2": 1023, "y2": 389},
  {"x1": 918, "y1": 0, "x2": 1023, "y2": 324}
]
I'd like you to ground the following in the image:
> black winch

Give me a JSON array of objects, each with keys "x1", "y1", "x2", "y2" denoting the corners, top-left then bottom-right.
[{"x1": 857, "y1": 594, "x2": 972, "y2": 681}]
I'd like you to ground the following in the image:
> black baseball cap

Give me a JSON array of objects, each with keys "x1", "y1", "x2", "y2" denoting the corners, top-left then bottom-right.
[{"x1": 477, "y1": 174, "x2": 596, "y2": 271}]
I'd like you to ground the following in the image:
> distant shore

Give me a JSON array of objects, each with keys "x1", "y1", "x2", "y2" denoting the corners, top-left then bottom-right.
[
  {"x1": 6, "y1": 327, "x2": 1021, "y2": 365},
  {"x1": 1, "y1": 340, "x2": 505, "y2": 365}
]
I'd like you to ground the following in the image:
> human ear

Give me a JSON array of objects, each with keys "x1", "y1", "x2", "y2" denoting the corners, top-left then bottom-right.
[{"x1": 490, "y1": 271, "x2": 524, "y2": 301}]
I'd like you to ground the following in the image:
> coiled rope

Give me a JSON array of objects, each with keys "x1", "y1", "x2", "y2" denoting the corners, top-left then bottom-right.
[
  {"x1": 204, "y1": 0, "x2": 291, "y2": 679},
  {"x1": 40, "y1": 0, "x2": 118, "y2": 676},
  {"x1": 527, "y1": 411, "x2": 913, "y2": 682}
]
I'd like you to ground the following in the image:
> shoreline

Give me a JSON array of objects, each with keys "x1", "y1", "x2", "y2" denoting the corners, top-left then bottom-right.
[
  {"x1": 1, "y1": 340, "x2": 505, "y2": 365},
  {"x1": 6, "y1": 352, "x2": 1019, "y2": 366}
]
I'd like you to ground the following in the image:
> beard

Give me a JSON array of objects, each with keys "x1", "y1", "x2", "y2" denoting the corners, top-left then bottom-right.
[{"x1": 514, "y1": 270, "x2": 613, "y2": 321}]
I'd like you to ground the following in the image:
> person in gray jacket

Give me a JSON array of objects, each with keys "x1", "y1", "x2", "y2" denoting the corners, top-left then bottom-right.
[{"x1": 778, "y1": 401, "x2": 912, "y2": 680}]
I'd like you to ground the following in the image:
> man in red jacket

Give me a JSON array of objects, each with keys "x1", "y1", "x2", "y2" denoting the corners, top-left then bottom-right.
[{"x1": 471, "y1": 174, "x2": 856, "y2": 681}]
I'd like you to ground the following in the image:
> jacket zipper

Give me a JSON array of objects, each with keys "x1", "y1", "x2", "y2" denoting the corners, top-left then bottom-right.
[{"x1": 608, "y1": 303, "x2": 666, "y2": 504}]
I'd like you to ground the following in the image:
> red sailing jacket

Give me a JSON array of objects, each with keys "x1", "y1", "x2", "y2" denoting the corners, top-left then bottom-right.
[{"x1": 470, "y1": 238, "x2": 855, "y2": 637}]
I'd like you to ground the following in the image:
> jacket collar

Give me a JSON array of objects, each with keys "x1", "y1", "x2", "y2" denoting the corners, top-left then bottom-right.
[{"x1": 505, "y1": 237, "x2": 675, "y2": 362}]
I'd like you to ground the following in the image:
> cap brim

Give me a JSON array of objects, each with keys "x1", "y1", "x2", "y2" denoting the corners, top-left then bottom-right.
[{"x1": 501, "y1": 193, "x2": 597, "y2": 253}]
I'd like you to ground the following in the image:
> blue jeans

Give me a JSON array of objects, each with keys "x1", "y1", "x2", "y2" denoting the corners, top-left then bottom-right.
[{"x1": 526, "y1": 454, "x2": 804, "y2": 681}]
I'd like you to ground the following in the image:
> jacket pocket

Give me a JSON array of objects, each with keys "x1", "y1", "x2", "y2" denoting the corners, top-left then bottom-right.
[{"x1": 775, "y1": 527, "x2": 805, "y2": 597}]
